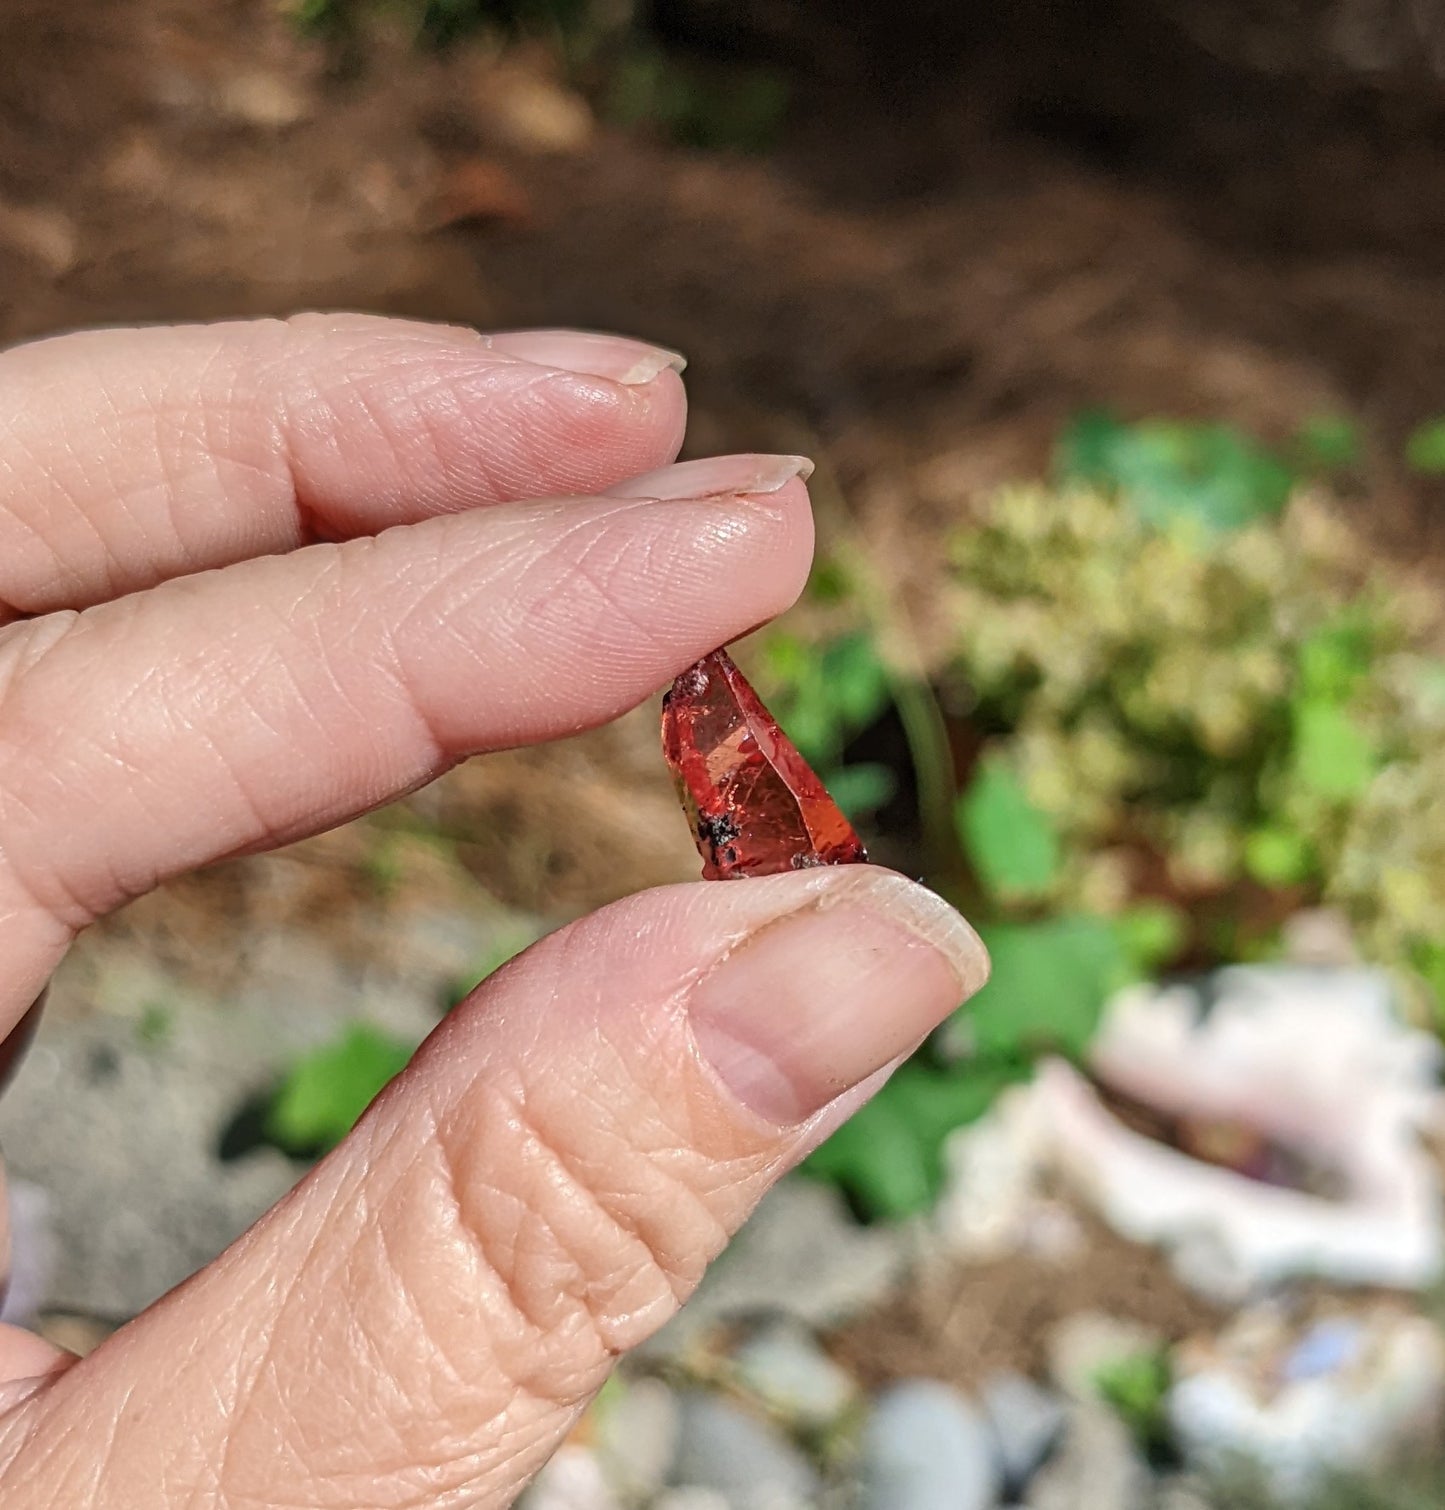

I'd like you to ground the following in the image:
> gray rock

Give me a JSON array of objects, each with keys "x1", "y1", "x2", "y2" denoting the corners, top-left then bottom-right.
[
  {"x1": 520, "y1": 1446, "x2": 620, "y2": 1510},
  {"x1": 652, "y1": 1491, "x2": 733, "y2": 1510},
  {"x1": 0, "y1": 1178, "x2": 56, "y2": 1327},
  {"x1": 594, "y1": 1377, "x2": 679, "y2": 1500},
  {"x1": 0, "y1": 1002, "x2": 299, "y2": 1317},
  {"x1": 646, "y1": 1178, "x2": 907, "y2": 1359},
  {"x1": 0, "y1": 905, "x2": 530, "y2": 1320},
  {"x1": 860, "y1": 1380, "x2": 1002, "y2": 1510},
  {"x1": 1151, "y1": 1475, "x2": 1214, "y2": 1510},
  {"x1": 1024, "y1": 1404, "x2": 1150, "y2": 1510},
  {"x1": 980, "y1": 1371, "x2": 1067, "y2": 1493},
  {"x1": 734, "y1": 1320, "x2": 859, "y2": 1428},
  {"x1": 671, "y1": 1391, "x2": 821, "y2": 1510}
]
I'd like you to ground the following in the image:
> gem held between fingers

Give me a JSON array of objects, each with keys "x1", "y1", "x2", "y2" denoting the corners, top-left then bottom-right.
[{"x1": 661, "y1": 647, "x2": 869, "y2": 880}]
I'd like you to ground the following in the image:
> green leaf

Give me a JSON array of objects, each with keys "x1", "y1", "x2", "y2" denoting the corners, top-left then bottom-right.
[
  {"x1": 1296, "y1": 616, "x2": 1376, "y2": 701},
  {"x1": 821, "y1": 631, "x2": 891, "y2": 728},
  {"x1": 1055, "y1": 408, "x2": 1127, "y2": 485},
  {"x1": 605, "y1": 44, "x2": 788, "y2": 153},
  {"x1": 1094, "y1": 1348, "x2": 1174, "y2": 1456},
  {"x1": 265, "y1": 1023, "x2": 416, "y2": 1156},
  {"x1": 1057, "y1": 412, "x2": 1293, "y2": 532},
  {"x1": 955, "y1": 759, "x2": 1062, "y2": 901},
  {"x1": 801, "y1": 1079, "x2": 938, "y2": 1220},
  {"x1": 362, "y1": 831, "x2": 407, "y2": 898},
  {"x1": 1127, "y1": 424, "x2": 1292, "y2": 533},
  {"x1": 805, "y1": 556, "x2": 855, "y2": 605},
  {"x1": 802, "y1": 1058, "x2": 1028, "y2": 1220},
  {"x1": 1406, "y1": 419, "x2": 1445, "y2": 474},
  {"x1": 1290, "y1": 699, "x2": 1376, "y2": 800},
  {"x1": 1413, "y1": 941, "x2": 1445, "y2": 1035},
  {"x1": 781, "y1": 692, "x2": 844, "y2": 769},
  {"x1": 135, "y1": 1001, "x2": 174, "y2": 1048},
  {"x1": 970, "y1": 915, "x2": 1129, "y2": 1059},
  {"x1": 761, "y1": 630, "x2": 810, "y2": 683},
  {"x1": 805, "y1": 912, "x2": 1130, "y2": 1220},
  {"x1": 822, "y1": 762, "x2": 896, "y2": 820},
  {"x1": 1294, "y1": 414, "x2": 1361, "y2": 472},
  {"x1": 763, "y1": 629, "x2": 892, "y2": 771},
  {"x1": 1113, "y1": 902, "x2": 1188, "y2": 974},
  {"x1": 1243, "y1": 825, "x2": 1316, "y2": 887}
]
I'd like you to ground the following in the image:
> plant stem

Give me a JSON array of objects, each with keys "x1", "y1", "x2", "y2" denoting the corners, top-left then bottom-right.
[{"x1": 889, "y1": 671, "x2": 958, "y2": 880}]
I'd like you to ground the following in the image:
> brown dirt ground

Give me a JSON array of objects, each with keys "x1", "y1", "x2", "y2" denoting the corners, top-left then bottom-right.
[
  {"x1": 6, "y1": 0, "x2": 1444, "y2": 928},
  {"x1": 830, "y1": 1209, "x2": 1226, "y2": 1392}
]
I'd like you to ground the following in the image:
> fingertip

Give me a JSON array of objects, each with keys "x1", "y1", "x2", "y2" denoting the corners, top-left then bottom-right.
[
  {"x1": 481, "y1": 328, "x2": 687, "y2": 385},
  {"x1": 274, "y1": 321, "x2": 691, "y2": 520},
  {"x1": 552, "y1": 868, "x2": 985, "y2": 1130}
]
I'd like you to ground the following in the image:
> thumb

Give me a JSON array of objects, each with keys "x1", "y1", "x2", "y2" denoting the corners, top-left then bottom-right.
[{"x1": 0, "y1": 867, "x2": 986, "y2": 1509}]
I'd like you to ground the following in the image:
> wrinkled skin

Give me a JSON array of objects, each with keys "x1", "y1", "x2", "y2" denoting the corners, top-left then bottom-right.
[{"x1": 0, "y1": 316, "x2": 987, "y2": 1509}]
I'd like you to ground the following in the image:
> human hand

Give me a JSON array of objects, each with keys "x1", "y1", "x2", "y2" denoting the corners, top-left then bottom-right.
[{"x1": 0, "y1": 316, "x2": 987, "y2": 1507}]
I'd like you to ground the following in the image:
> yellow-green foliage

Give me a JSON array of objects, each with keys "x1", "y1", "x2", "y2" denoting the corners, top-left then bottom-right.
[{"x1": 948, "y1": 483, "x2": 1445, "y2": 995}]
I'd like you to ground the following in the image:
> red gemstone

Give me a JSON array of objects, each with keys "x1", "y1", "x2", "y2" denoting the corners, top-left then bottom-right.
[{"x1": 661, "y1": 647, "x2": 869, "y2": 880}]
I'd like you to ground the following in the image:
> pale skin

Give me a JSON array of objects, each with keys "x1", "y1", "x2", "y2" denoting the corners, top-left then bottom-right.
[{"x1": 0, "y1": 315, "x2": 989, "y2": 1508}]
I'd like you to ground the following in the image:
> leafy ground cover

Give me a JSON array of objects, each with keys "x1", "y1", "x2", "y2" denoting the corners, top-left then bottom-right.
[{"x1": 761, "y1": 413, "x2": 1445, "y2": 1218}]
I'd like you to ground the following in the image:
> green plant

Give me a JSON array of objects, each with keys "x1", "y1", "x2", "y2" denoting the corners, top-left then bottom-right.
[
  {"x1": 796, "y1": 412, "x2": 1445, "y2": 1221},
  {"x1": 802, "y1": 910, "x2": 1148, "y2": 1218},
  {"x1": 955, "y1": 757, "x2": 1062, "y2": 902},
  {"x1": 1293, "y1": 414, "x2": 1362, "y2": 474},
  {"x1": 948, "y1": 451, "x2": 1445, "y2": 979},
  {"x1": 265, "y1": 1023, "x2": 417, "y2": 1157},
  {"x1": 1057, "y1": 410, "x2": 1294, "y2": 533},
  {"x1": 604, "y1": 45, "x2": 790, "y2": 153},
  {"x1": 803, "y1": 1054, "x2": 1028, "y2": 1219},
  {"x1": 134, "y1": 1001, "x2": 174, "y2": 1048},
  {"x1": 1405, "y1": 418, "x2": 1445, "y2": 475},
  {"x1": 1093, "y1": 1346, "x2": 1174, "y2": 1459},
  {"x1": 290, "y1": 0, "x2": 790, "y2": 152},
  {"x1": 760, "y1": 626, "x2": 897, "y2": 822}
]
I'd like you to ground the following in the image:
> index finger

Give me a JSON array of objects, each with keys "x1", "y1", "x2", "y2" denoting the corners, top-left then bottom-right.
[{"x1": 0, "y1": 316, "x2": 687, "y2": 619}]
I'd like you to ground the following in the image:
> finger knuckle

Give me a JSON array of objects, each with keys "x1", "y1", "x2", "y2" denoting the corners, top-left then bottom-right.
[{"x1": 426, "y1": 1072, "x2": 722, "y2": 1401}]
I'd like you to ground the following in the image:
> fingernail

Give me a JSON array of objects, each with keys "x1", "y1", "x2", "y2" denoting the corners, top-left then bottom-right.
[
  {"x1": 690, "y1": 870, "x2": 989, "y2": 1126},
  {"x1": 610, "y1": 453, "x2": 815, "y2": 501},
  {"x1": 484, "y1": 329, "x2": 687, "y2": 385}
]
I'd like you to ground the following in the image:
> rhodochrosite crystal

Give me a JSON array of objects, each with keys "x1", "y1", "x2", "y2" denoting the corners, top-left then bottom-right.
[{"x1": 661, "y1": 648, "x2": 869, "y2": 880}]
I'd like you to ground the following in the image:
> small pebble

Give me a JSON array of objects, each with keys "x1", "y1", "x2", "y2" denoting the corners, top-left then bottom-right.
[
  {"x1": 980, "y1": 1370, "x2": 1067, "y2": 1493},
  {"x1": 734, "y1": 1319, "x2": 858, "y2": 1427},
  {"x1": 0, "y1": 1179, "x2": 56, "y2": 1326},
  {"x1": 671, "y1": 1391, "x2": 821, "y2": 1510},
  {"x1": 594, "y1": 1377, "x2": 679, "y2": 1501},
  {"x1": 652, "y1": 1491, "x2": 733, "y2": 1510},
  {"x1": 521, "y1": 1446, "x2": 619, "y2": 1510},
  {"x1": 1024, "y1": 1404, "x2": 1150, "y2": 1510},
  {"x1": 644, "y1": 1179, "x2": 906, "y2": 1361},
  {"x1": 860, "y1": 1379, "x2": 1002, "y2": 1510},
  {"x1": 1153, "y1": 1474, "x2": 1214, "y2": 1510}
]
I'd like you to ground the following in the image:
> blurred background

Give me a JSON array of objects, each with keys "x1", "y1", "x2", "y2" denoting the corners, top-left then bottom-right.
[{"x1": 4, "y1": 1, "x2": 1445, "y2": 1506}]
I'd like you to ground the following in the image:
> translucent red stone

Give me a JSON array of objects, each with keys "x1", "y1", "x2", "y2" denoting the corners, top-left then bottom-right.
[{"x1": 661, "y1": 647, "x2": 869, "y2": 880}]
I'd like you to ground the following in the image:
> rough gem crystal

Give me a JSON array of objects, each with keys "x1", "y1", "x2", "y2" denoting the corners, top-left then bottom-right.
[{"x1": 661, "y1": 647, "x2": 869, "y2": 880}]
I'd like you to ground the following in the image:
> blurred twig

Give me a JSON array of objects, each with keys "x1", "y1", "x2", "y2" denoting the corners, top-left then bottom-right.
[{"x1": 793, "y1": 438, "x2": 961, "y2": 879}]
